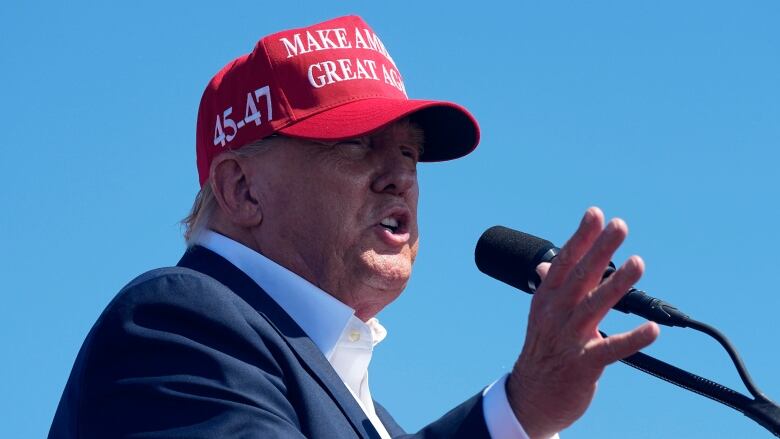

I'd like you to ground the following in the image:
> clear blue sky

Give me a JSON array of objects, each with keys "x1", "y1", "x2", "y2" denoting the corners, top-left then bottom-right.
[{"x1": 2, "y1": 1, "x2": 779, "y2": 437}]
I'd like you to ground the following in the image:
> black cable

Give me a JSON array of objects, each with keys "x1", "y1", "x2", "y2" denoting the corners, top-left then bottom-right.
[
  {"x1": 682, "y1": 317, "x2": 772, "y2": 403},
  {"x1": 601, "y1": 317, "x2": 780, "y2": 436}
]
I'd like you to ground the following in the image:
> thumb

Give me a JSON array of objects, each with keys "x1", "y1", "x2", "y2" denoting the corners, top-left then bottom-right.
[{"x1": 536, "y1": 262, "x2": 552, "y2": 281}]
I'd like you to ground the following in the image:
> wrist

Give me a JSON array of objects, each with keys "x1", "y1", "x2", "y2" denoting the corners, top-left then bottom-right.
[{"x1": 506, "y1": 371, "x2": 558, "y2": 439}]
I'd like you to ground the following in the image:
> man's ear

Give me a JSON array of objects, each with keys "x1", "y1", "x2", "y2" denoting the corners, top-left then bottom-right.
[{"x1": 209, "y1": 153, "x2": 263, "y2": 227}]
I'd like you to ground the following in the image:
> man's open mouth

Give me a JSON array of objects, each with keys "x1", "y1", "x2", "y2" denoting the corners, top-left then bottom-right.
[{"x1": 379, "y1": 217, "x2": 401, "y2": 234}]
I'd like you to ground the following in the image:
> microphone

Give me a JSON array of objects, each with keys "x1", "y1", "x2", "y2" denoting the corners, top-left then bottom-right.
[{"x1": 475, "y1": 225, "x2": 691, "y2": 328}]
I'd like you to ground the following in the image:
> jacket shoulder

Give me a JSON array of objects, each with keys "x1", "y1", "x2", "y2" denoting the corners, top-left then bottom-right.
[
  {"x1": 49, "y1": 266, "x2": 301, "y2": 438},
  {"x1": 88, "y1": 265, "x2": 288, "y2": 373}
]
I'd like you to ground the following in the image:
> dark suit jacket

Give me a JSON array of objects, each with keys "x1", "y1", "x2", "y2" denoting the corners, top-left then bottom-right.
[{"x1": 49, "y1": 245, "x2": 490, "y2": 438}]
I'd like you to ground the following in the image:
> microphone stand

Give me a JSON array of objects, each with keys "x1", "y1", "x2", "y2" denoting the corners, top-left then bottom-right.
[{"x1": 601, "y1": 316, "x2": 780, "y2": 436}]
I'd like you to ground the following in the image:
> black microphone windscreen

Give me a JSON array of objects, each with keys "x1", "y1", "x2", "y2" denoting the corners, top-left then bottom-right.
[{"x1": 475, "y1": 226, "x2": 556, "y2": 293}]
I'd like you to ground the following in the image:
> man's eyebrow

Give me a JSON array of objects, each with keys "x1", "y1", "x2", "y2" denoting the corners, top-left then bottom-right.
[{"x1": 408, "y1": 128, "x2": 425, "y2": 155}]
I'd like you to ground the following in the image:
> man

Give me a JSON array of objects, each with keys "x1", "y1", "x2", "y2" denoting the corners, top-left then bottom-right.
[{"x1": 49, "y1": 15, "x2": 659, "y2": 438}]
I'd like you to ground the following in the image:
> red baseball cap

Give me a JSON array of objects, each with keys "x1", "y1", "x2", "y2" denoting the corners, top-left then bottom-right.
[{"x1": 195, "y1": 15, "x2": 480, "y2": 186}]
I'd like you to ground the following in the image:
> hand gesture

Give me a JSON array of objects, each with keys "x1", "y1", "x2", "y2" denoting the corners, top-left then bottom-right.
[{"x1": 507, "y1": 207, "x2": 660, "y2": 439}]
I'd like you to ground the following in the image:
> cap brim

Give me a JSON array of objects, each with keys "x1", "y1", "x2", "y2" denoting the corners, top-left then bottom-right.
[{"x1": 278, "y1": 98, "x2": 480, "y2": 162}]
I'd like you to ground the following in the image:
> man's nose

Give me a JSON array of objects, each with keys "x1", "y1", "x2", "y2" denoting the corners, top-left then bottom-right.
[{"x1": 370, "y1": 152, "x2": 417, "y2": 196}]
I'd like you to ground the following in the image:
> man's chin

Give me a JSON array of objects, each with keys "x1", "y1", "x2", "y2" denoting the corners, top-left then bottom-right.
[{"x1": 359, "y1": 253, "x2": 413, "y2": 290}]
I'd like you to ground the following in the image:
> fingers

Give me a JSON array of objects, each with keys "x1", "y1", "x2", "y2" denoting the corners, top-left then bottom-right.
[
  {"x1": 509, "y1": 208, "x2": 659, "y2": 437},
  {"x1": 586, "y1": 322, "x2": 660, "y2": 365},
  {"x1": 542, "y1": 207, "x2": 604, "y2": 290},
  {"x1": 507, "y1": 207, "x2": 659, "y2": 437},
  {"x1": 562, "y1": 218, "x2": 628, "y2": 303},
  {"x1": 541, "y1": 208, "x2": 630, "y2": 311},
  {"x1": 569, "y1": 255, "x2": 645, "y2": 333}
]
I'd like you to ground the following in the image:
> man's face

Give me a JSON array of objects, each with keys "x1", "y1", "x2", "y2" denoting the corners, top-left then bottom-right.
[{"x1": 245, "y1": 120, "x2": 422, "y2": 320}]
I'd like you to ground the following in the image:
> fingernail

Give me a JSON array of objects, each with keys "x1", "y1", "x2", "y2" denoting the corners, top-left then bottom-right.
[
  {"x1": 627, "y1": 255, "x2": 644, "y2": 273},
  {"x1": 582, "y1": 207, "x2": 601, "y2": 225},
  {"x1": 642, "y1": 322, "x2": 659, "y2": 340},
  {"x1": 581, "y1": 209, "x2": 594, "y2": 224},
  {"x1": 608, "y1": 218, "x2": 626, "y2": 231},
  {"x1": 623, "y1": 256, "x2": 636, "y2": 272}
]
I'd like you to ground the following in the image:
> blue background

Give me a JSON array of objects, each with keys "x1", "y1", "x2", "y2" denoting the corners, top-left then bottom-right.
[{"x1": 2, "y1": 1, "x2": 779, "y2": 437}]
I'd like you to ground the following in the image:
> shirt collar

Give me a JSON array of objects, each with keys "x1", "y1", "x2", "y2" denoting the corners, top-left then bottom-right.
[{"x1": 194, "y1": 229, "x2": 356, "y2": 359}]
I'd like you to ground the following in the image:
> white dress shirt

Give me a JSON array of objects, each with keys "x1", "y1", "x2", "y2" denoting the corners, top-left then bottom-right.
[{"x1": 196, "y1": 230, "x2": 557, "y2": 439}]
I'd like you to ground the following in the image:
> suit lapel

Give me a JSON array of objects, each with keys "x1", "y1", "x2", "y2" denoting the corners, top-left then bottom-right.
[
  {"x1": 374, "y1": 402, "x2": 406, "y2": 437},
  {"x1": 178, "y1": 246, "x2": 381, "y2": 439}
]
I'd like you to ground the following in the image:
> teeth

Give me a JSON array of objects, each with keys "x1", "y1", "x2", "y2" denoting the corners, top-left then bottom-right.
[{"x1": 380, "y1": 217, "x2": 399, "y2": 228}]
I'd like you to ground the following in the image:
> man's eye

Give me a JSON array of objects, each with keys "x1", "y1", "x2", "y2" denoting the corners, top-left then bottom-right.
[
  {"x1": 402, "y1": 148, "x2": 420, "y2": 162},
  {"x1": 334, "y1": 140, "x2": 370, "y2": 157},
  {"x1": 336, "y1": 140, "x2": 368, "y2": 149}
]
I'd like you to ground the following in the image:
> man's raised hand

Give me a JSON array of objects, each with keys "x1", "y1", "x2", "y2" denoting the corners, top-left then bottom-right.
[{"x1": 506, "y1": 207, "x2": 660, "y2": 439}]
